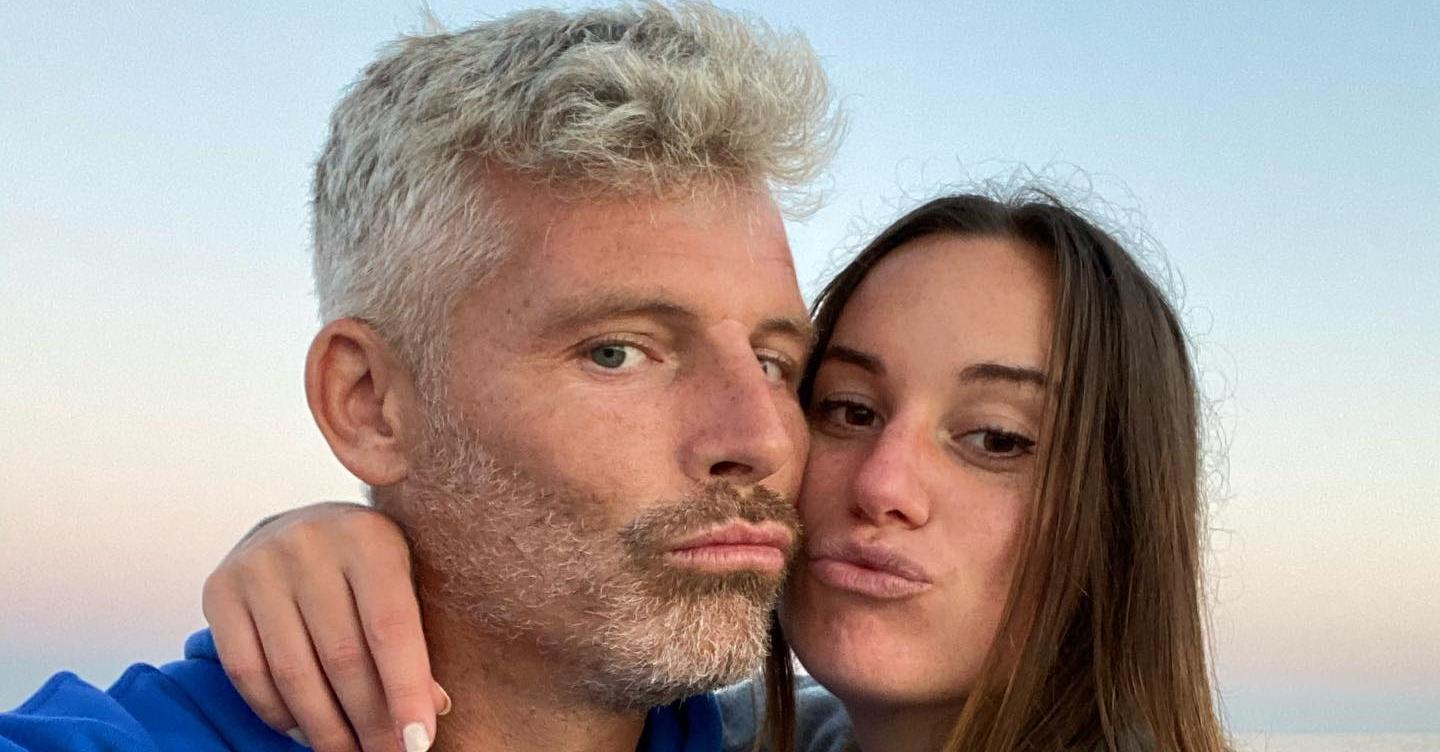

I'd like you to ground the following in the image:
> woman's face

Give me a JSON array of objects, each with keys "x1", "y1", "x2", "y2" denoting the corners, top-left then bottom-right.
[{"x1": 781, "y1": 232, "x2": 1055, "y2": 712}]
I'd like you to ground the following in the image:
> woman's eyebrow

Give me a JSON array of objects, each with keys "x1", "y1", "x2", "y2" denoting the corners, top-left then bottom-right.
[
  {"x1": 821, "y1": 344, "x2": 885, "y2": 375},
  {"x1": 958, "y1": 361, "x2": 1047, "y2": 388}
]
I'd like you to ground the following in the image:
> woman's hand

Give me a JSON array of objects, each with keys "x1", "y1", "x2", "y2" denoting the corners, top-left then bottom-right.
[{"x1": 201, "y1": 502, "x2": 446, "y2": 752}]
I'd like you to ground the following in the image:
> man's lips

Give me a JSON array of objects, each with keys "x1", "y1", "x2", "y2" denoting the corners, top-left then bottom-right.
[
  {"x1": 805, "y1": 539, "x2": 933, "y2": 599},
  {"x1": 664, "y1": 521, "x2": 795, "y2": 574}
]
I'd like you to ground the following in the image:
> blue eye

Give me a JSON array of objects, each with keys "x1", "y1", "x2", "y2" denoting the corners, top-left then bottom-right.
[{"x1": 589, "y1": 343, "x2": 641, "y2": 370}]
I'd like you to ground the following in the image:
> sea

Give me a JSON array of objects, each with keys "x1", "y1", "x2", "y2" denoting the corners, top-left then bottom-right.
[{"x1": 1231, "y1": 734, "x2": 1440, "y2": 751}]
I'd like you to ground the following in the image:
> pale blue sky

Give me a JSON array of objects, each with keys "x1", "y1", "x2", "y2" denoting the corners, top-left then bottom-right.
[{"x1": 2, "y1": 0, "x2": 1437, "y2": 733}]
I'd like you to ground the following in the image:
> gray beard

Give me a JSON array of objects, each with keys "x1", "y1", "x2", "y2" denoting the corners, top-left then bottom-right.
[{"x1": 391, "y1": 397, "x2": 798, "y2": 711}]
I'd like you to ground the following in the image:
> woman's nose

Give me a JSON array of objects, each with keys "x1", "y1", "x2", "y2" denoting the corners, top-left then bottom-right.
[{"x1": 848, "y1": 420, "x2": 932, "y2": 528}]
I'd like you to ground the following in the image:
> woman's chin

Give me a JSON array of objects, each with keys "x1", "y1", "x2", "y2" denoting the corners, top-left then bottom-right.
[
  {"x1": 805, "y1": 656, "x2": 969, "y2": 719},
  {"x1": 783, "y1": 584, "x2": 974, "y2": 710}
]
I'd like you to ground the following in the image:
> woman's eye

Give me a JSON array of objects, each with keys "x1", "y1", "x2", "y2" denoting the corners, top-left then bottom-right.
[
  {"x1": 957, "y1": 429, "x2": 1035, "y2": 458},
  {"x1": 818, "y1": 399, "x2": 880, "y2": 428},
  {"x1": 588, "y1": 343, "x2": 644, "y2": 370}
]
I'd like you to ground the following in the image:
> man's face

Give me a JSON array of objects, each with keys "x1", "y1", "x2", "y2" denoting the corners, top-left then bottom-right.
[{"x1": 400, "y1": 178, "x2": 811, "y2": 708}]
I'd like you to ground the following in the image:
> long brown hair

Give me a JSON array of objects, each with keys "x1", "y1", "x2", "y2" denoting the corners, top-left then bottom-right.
[{"x1": 762, "y1": 192, "x2": 1227, "y2": 752}]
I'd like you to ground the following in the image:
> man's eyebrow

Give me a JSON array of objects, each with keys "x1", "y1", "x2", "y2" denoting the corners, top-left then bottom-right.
[
  {"x1": 820, "y1": 344, "x2": 885, "y2": 375},
  {"x1": 959, "y1": 362, "x2": 1048, "y2": 388},
  {"x1": 539, "y1": 293, "x2": 813, "y2": 346},
  {"x1": 540, "y1": 293, "x2": 698, "y2": 336},
  {"x1": 756, "y1": 316, "x2": 817, "y2": 349}
]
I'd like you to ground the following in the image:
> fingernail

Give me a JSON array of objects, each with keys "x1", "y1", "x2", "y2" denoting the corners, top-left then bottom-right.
[
  {"x1": 286, "y1": 728, "x2": 310, "y2": 747},
  {"x1": 403, "y1": 722, "x2": 432, "y2": 752},
  {"x1": 436, "y1": 683, "x2": 452, "y2": 716}
]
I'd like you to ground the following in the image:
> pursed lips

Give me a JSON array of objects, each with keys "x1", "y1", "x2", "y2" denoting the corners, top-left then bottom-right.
[
  {"x1": 664, "y1": 521, "x2": 795, "y2": 574},
  {"x1": 805, "y1": 538, "x2": 933, "y2": 599}
]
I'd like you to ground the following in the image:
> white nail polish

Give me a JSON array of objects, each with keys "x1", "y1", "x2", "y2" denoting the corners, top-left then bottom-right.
[
  {"x1": 286, "y1": 728, "x2": 310, "y2": 747},
  {"x1": 403, "y1": 722, "x2": 432, "y2": 752}
]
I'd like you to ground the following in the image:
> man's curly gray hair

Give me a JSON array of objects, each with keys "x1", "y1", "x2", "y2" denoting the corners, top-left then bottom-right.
[{"x1": 312, "y1": 2, "x2": 841, "y2": 371}]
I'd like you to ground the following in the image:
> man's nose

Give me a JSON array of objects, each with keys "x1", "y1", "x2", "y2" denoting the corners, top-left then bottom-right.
[{"x1": 677, "y1": 327, "x2": 797, "y2": 486}]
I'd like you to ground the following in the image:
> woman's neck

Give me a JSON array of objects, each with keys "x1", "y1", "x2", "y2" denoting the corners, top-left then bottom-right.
[{"x1": 845, "y1": 697, "x2": 959, "y2": 752}]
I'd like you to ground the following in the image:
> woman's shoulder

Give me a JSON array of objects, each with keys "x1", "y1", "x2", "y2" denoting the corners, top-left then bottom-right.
[{"x1": 715, "y1": 674, "x2": 853, "y2": 752}]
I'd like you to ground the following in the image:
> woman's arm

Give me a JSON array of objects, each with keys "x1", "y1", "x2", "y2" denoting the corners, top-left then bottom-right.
[{"x1": 201, "y1": 502, "x2": 446, "y2": 752}]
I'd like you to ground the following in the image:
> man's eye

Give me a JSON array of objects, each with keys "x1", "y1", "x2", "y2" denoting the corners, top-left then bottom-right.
[
  {"x1": 957, "y1": 429, "x2": 1035, "y2": 458},
  {"x1": 588, "y1": 343, "x2": 644, "y2": 370},
  {"x1": 759, "y1": 358, "x2": 785, "y2": 383}
]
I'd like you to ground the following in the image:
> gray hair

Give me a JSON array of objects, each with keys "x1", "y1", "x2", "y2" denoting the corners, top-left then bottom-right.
[{"x1": 312, "y1": 2, "x2": 842, "y2": 370}]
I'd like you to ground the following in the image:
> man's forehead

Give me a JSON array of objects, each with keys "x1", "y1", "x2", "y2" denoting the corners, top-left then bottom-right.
[
  {"x1": 494, "y1": 176, "x2": 792, "y2": 258},
  {"x1": 463, "y1": 176, "x2": 806, "y2": 331},
  {"x1": 504, "y1": 187, "x2": 798, "y2": 273}
]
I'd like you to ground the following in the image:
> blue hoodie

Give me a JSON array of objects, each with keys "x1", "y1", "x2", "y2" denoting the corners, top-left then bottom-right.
[{"x1": 0, "y1": 631, "x2": 722, "y2": 752}]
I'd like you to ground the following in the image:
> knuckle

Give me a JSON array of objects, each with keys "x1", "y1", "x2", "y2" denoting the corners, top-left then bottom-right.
[
  {"x1": 232, "y1": 550, "x2": 280, "y2": 583},
  {"x1": 370, "y1": 543, "x2": 414, "y2": 576},
  {"x1": 346, "y1": 511, "x2": 407, "y2": 549},
  {"x1": 276, "y1": 524, "x2": 326, "y2": 566},
  {"x1": 222, "y1": 656, "x2": 268, "y2": 688},
  {"x1": 364, "y1": 608, "x2": 416, "y2": 648},
  {"x1": 317, "y1": 637, "x2": 370, "y2": 675},
  {"x1": 285, "y1": 517, "x2": 327, "y2": 548},
  {"x1": 267, "y1": 654, "x2": 315, "y2": 692},
  {"x1": 200, "y1": 568, "x2": 231, "y2": 601}
]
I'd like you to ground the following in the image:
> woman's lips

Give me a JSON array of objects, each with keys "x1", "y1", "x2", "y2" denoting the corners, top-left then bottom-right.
[{"x1": 805, "y1": 540, "x2": 933, "y2": 599}]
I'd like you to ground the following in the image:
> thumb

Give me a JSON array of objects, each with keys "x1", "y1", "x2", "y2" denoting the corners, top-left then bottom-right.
[{"x1": 432, "y1": 682, "x2": 452, "y2": 716}]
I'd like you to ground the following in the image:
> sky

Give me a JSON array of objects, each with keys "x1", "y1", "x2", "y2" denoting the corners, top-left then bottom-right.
[{"x1": 2, "y1": 0, "x2": 1438, "y2": 735}]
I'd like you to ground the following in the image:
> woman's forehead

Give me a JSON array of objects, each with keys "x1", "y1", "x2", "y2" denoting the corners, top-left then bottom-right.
[{"x1": 828, "y1": 234, "x2": 1055, "y2": 376}]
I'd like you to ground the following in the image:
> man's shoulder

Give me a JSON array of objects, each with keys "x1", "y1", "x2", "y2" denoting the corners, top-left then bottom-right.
[{"x1": 0, "y1": 631, "x2": 297, "y2": 752}]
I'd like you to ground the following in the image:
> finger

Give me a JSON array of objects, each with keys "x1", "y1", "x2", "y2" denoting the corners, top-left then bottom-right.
[
  {"x1": 203, "y1": 577, "x2": 298, "y2": 735},
  {"x1": 296, "y1": 571, "x2": 405, "y2": 752},
  {"x1": 347, "y1": 554, "x2": 439, "y2": 749},
  {"x1": 247, "y1": 579, "x2": 362, "y2": 752}
]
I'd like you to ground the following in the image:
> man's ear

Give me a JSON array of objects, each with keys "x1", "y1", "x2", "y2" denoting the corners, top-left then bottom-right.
[{"x1": 304, "y1": 318, "x2": 418, "y2": 486}]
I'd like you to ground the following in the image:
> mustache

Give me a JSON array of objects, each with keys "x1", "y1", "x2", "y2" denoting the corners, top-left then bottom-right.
[{"x1": 619, "y1": 481, "x2": 801, "y2": 559}]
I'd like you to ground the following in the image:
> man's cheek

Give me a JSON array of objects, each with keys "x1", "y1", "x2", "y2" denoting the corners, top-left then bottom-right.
[{"x1": 531, "y1": 401, "x2": 675, "y2": 489}]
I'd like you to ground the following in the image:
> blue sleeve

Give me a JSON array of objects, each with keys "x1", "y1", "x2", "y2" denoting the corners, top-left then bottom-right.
[
  {"x1": 0, "y1": 672, "x2": 160, "y2": 752},
  {"x1": 152, "y1": 632, "x2": 296, "y2": 751},
  {"x1": 0, "y1": 631, "x2": 297, "y2": 752}
]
